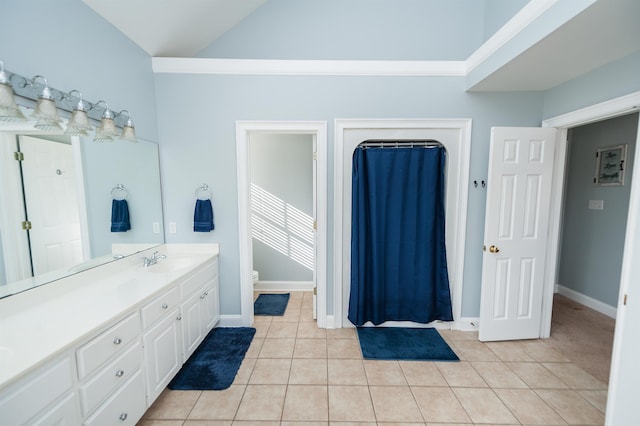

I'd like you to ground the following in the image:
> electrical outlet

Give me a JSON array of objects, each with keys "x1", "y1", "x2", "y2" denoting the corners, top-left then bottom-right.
[
  {"x1": 588, "y1": 200, "x2": 604, "y2": 210},
  {"x1": 153, "y1": 222, "x2": 160, "y2": 234},
  {"x1": 169, "y1": 222, "x2": 177, "y2": 233}
]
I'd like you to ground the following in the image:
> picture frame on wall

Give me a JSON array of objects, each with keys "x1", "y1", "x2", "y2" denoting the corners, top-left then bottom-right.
[{"x1": 594, "y1": 144, "x2": 627, "y2": 186}]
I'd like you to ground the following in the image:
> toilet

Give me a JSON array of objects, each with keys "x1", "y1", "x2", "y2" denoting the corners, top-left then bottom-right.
[{"x1": 252, "y1": 270, "x2": 259, "y2": 286}]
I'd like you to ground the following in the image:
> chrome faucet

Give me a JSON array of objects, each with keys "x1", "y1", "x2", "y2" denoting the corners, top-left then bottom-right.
[{"x1": 142, "y1": 251, "x2": 166, "y2": 267}]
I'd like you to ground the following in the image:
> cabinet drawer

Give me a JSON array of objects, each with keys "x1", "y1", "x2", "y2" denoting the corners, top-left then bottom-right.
[
  {"x1": 76, "y1": 313, "x2": 140, "y2": 380},
  {"x1": 141, "y1": 286, "x2": 180, "y2": 329},
  {"x1": 179, "y1": 266, "x2": 206, "y2": 299},
  {"x1": 31, "y1": 391, "x2": 80, "y2": 426},
  {"x1": 0, "y1": 356, "x2": 74, "y2": 425},
  {"x1": 79, "y1": 344, "x2": 142, "y2": 416},
  {"x1": 83, "y1": 370, "x2": 146, "y2": 426}
]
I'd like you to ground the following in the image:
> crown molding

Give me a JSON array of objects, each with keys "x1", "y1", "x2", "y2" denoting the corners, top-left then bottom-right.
[
  {"x1": 152, "y1": 57, "x2": 465, "y2": 77},
  {"x1": 465, "y1": 0, "x2": 559, "y2": 73}
]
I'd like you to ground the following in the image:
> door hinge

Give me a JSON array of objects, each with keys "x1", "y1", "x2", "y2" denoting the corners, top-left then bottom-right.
[
  {"x1": 623, "y1": 294, "x2": 628, "y2": 305},
  {"x1": 21, "y1": 220, "x2": 32, "y2": 230},
  {"x1": 14, "y1": 151, "x2": 24, "y2": 161},
  {"x1": 313, "y1": 220, "x2": 317, "y2": 230},
  {"x1": 313, "y1": 287, "x2": 317, "y2": 296},
  {"x1": 313, "y1": 152, "x2": 317, "y2": 161}
]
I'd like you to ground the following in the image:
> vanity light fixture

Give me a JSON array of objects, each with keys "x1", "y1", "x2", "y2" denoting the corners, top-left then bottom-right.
[
  {"x1": 118, "y1": 110, "x2": 137, "y2": 142},
  {"x1": 0, "y1": 61, "x2": 27, "y2": 122},
  {"x1": 64, "y1": 90, "x2": 93, "y2": 136},
  {"x1": 94, "y1": 100, "x2": 119, "y2": 142},
  {"x1": 31, "y1": 75, "x2": 63, "y2": 131}
]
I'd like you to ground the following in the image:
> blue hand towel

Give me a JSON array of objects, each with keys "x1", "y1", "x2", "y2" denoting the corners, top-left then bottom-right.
[
  {"x1": 194, "y1": 199, "x2": 214, "y2": 232},
  {"x1": 111, "y1": 199, "x2": 131, "y2": 232}
]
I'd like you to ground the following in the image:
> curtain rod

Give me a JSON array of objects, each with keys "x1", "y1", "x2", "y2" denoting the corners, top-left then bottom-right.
[{"x1": 358, "y1": 139, "x2": 443, "y2": 148}]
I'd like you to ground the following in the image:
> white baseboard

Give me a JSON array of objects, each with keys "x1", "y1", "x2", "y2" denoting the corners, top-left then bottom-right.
[
  {"x1": 325, "y1": 315, "x2": 336, "y2": 329},
  {"x1": 556, "y1": 285, "x2": 617, "y2": 319},
  {"x1": 254, "y1": 281, "x2": 314, "y2": 292},
  {"x1": 218, "y1": 315, "x2": 244, "y2": 327},
  {"x1": 457, "y1": 317, "x2": 480, "y2": 331}
]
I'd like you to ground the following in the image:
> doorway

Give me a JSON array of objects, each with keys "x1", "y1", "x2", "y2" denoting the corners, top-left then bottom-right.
[
  {"x1": 249, "y1": 132, "x2": 315, "y2": 309},
  {"x1": 334, "y1": 119, "x2": 472, "y2": 329},
  {"x1": 236, "y1": 121, "x2": 327, "y2": 327},
  {"x1": 550, "y1": 112, "x2": 638, "y2": 381}
]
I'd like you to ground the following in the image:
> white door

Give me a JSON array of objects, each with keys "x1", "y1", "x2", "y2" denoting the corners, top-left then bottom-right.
[
  {"x1": 479, "y1": 127, "x2": 557, "y2": 341},
  {"x1": 20, "y1": 136, "x2": 84, "y2": 275}
]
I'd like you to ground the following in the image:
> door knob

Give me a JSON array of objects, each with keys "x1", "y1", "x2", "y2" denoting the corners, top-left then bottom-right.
[{"x1": 489, "y1": 245, "x2": 500, "y2": 253}]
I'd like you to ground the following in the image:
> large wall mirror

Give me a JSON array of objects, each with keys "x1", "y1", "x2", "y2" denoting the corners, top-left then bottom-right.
[{"x1": 0, "y1": 120, "x2": 164, "y2": 298}]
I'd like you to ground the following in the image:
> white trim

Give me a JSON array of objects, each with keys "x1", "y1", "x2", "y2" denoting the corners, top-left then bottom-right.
[
  {"x1": 543, "y1": 91, "x2": 640, "y2": 129},
  {"x1": 152, "y1": 57, "x2": 465, "y2": 76},
  {"x1": 333, "y1": 119, "x2": 471, "y2": 329},
  {"x1": 236, "y1": 121, "x2": 328, "y2": 328},
  {"x1": 556, "y1": 285, "x2": 617, "y2": 319},
  {"x1": 254, "y1": 281, "x2": 315, "y2": 292},
  {"x1": 541, "y1": 91, "x2": 640, "y2": 338},
  {"x1": 458, "y1": 317, "x2": 481, "y2": 331},
  {"x1": 465, "y1": 0, "x2": 559, "y2": 73},
  {"x1": 218, "y1": 315, "x2": 244, "y2": 327}
]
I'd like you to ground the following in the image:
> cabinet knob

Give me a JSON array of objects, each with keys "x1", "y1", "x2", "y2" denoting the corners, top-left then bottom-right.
[
  {"x1": 113, "y1": 337, "x2": 122, "y2": 345},
  {"x1": 200, "y1": 294, "x2": 206, "y2": 299},
  {"x1": 115, "y1": 369, "x2": 125, "y2": 377},
  {"x1": 119, "y1": 413, "x2": 128, "y2": 421},
  {"x1": 176, "y1": 314, "x2": 183, "y2": 320},
  {"x1": 161, "y1": 303, "x2": 168, "y2": 309}
]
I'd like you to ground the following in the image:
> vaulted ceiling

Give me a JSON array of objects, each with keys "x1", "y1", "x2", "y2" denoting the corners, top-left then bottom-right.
[{"x1": 83, "y1": 0, "x2": 640, "y2": 92}]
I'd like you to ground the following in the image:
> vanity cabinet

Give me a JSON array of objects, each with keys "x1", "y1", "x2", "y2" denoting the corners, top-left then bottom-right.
[
  {"x1": 0, "y1": 246, "x2": 219, "y2": 425},
  {"x1": 142, "y1": 306, "x2": 182, "y2": 403},
  {"x1": 0, "y1": 355, "x2": 79, "y2": 425},
  {"x1": 178, "y1": 258, "x2": 220, "y2": 361}
]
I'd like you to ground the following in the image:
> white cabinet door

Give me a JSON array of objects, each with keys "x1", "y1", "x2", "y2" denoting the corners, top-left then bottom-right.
[
  {"x1": 142, "y1": 308, "x2": 181, "y2": 403},
  {"x1": 202, "y1": 281, "x2": 220, "y2": 332},
  {"x1": 180, "y1": 291, "x2": 204, "y2": 361},
  {"x1": 480, "y1": 127, "x2": 557, "y2": 341}
]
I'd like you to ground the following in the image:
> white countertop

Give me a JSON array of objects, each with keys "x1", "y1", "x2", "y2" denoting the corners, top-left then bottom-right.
[{"x1": 0, "y1": 243, "x2": 219, "y2": 388}]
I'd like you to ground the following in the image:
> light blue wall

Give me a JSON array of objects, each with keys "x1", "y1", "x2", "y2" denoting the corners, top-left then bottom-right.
[
  {"x1": 154, "y1": 73, "x2": 544, "y2": 316},
  {"x1": 482, "y1": 0, "x2": 529, "y2": 41},
  {"x1": 1, "y1": 0, "x2": 159, "y2": 142},
  {"x1": 197, "y1": 0, "x2": 484, "y2": 60},
  {"x1": 250, "y1": 133, "x2": 314, "y2": 282},
  {"x1": 542, "y1": 51, "x2": 640, "y2": 120},
  {"x1": 559, "y1": 113, "x2": 638, "y2": 307}
]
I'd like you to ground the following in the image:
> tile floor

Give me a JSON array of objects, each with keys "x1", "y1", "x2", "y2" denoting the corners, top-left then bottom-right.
[{"x1": 139, "y1": 291, "x2": 609, "y2": 425}]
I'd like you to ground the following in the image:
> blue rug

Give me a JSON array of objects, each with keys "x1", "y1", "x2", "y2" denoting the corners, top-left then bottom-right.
[
  {"x1": 356, "y1": 327, "x2": 459, "y2": 361},
  {"x1": 168, "y1": 327, "x2": 255, "y2": 390},
  {"x1": 254, "y1": 293, "x2": 290, "y2": 316}
]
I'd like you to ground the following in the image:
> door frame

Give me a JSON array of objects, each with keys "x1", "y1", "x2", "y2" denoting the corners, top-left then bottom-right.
[
  {"x1": 333, "y1": 118, "x2": 472, "y2": 329},
  {"x1": 541, "y1": 91, "x2": 640, "y2": 338},
  {"x1": 235, "y1": 121, "x2": 328, "y2": 327}
]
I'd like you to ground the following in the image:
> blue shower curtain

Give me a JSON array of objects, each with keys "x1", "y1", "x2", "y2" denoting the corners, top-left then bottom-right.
[{"x1": 348, "y1": 146, "x2": 453, "y2": 326}]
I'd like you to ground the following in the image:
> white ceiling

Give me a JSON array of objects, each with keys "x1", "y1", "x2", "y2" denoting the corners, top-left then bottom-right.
[
  {"x1": 83, "y1": 0, "x2": 640, "y2": 91},
  {"x1": 469, "y1": 0, "x2": 640, "y2": 91},
  {"x1": 82, "y1": 0, "x2": 267, "y2": 57}
]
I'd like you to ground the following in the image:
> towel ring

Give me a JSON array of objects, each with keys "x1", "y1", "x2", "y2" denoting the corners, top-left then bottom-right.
[
  {"x1": 195, "y1": 184, "x2": 212, "y2": 200},
  {"x1": 111, "y1": 184, "x2": 128, "y2": 200}
]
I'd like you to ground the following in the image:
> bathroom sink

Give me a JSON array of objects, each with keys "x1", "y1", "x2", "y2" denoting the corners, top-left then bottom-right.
[{"x1": 145, "y1": 257, "x2": 194, "y2": 273}]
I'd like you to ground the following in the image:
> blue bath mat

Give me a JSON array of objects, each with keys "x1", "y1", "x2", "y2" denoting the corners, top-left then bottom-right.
[
  {"x1": 168, "y1": 327, "x2": 255, "y2": 390},
  {"x1": 356, "y1": 327, "x2": 459, "y2": 361},
  {"x1": 254, "y1": 293, "x2": 290, "y2": 316}
]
